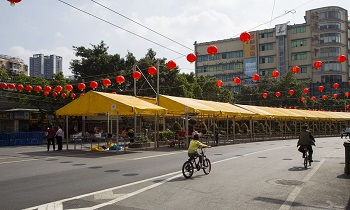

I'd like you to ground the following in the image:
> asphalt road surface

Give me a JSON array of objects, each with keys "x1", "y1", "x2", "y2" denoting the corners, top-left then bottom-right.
[{"x1": 0, "y1": 136, "x2": 349, "y2": 210}]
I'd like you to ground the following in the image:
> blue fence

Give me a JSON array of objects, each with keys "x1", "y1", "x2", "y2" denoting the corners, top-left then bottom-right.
[{"x1": 0, "y1": 132, "x2": 45, "y2": 146}]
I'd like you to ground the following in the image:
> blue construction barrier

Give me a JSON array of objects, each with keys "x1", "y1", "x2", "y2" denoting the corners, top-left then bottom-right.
[{"x1": 0, "y1": 132, "x2": 45, "y2": 146}]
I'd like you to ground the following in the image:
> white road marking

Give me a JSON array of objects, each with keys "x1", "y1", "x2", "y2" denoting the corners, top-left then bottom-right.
[
  {"x1": 279, "y1": 157, "x2": 327, "y2": 210},
  {"x1": 24, "y1": 145, "x2": 291, "y2": 210},
  {"x1": 0, "y1": 157, "x2": 56, "y2": 165}
]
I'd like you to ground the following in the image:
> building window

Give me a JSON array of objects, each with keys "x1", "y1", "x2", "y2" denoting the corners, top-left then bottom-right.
[
  {"x1": 320, "y1": 47, "x2": 340, "y2": 57},
  {"x1": 291, "y1": 27, "x2": 306, "y2": 34},
  {"x1": 319, "y1": 11, "x2": 341, "y2": 20},
  {"x1": 321, "y1": 75, "x2": 341, "y2": 83},
  {"x1": 300, "y1": 66, "x2": 307, "y2": 73},
  {"x1": 234, "y1": 63, "x2": 243, "y2": 69},
  {"x1": 320, "y1": 33, "x2": 340, "y2": 44},
  {"x1": 259, "y1": 56, "x2": 274, "y2": 64},
  {"x1": 260, "y1": 68, "x2": 274, "y2": 76},
  {"x1": 197, "y1": 55, "x2": 208, "y2": 62},
  {"x1": 291, "y1": 52, "x2": 307, "y2": 60},
  {"x1": 209, "y1": 54, "x2": 220, "y2": 61},
  {"x1": 319, "y1": 22, "x2": 340, "y2": 30},
  {"x1": 259, "y1": 32, "x2": 273, "y2": 38},
  {"x1": 291, "y1": 39, "x2": 307, "y2": 47},
  {"x1": 259, "y1": 43, "x2": 273, "y2": 51},
  {"x1": 321, "y1": 61, "x2": 341, "y2": 72}
]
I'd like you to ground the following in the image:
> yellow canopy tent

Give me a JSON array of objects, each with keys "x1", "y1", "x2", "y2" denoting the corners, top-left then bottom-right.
[
  {"x1": 158, "y1": 94, "x2": 220, "y2": 116},
  {"x1": 56, "y1": 91, "x2": 167, "y2": 116}
]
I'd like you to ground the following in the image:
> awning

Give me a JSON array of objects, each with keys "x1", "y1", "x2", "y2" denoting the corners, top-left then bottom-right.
[
  {"x1": 56, "y1": 91, "x2": 167, "y2": 116},
  {"x1": 158, "y1": 95, "x2": 220, "y2": 116}
]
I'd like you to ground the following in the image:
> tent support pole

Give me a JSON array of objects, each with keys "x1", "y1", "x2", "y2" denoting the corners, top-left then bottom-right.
[{"x1": 66, "y1": 115, "x2": 69, "y2": 151}]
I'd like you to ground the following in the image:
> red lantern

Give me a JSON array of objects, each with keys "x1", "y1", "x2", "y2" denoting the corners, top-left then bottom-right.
[
  {"x1": 318, "y1": 85, "x2": 324, "y2": 92},
  {"x1": 16, "y1": 84, "x2": 24, "y2": 91},
  {"x1": 333, "y1": 83, "x2": 339, "y2": 89},
  {"x1": 338, "y1": 55, "x2": 347, "y2": 63},
  {"x1": 314, "y1": 61, "x2": 323, "y2": 69},
  {"x1": 275, "y1": 92, "x2": 281, "y2": 97},
  {"x1": 271, "y1": 70, "x2": 279, "y2": 78},
  {"x1": 186, "y1": 53, "x2": 196, "y2": 63},
  {"x1": 102, "y1": 78, "x2": 111, "y2": 88},
  {"x1": 252, "y1": 74, "x2": 260, "y2": 81},
  {"x1": 77, "y1": 83, "x2": 86, "y2": 91},
  {"x1": 233, "y1": 77, "x2": 241, "y2": 85},
  {"x1": 303, "y1": 88, "x2": 309, "y2": 94},
  {"x1": 311, "y1": 96, "x2": 316, "y2": 101},
  {"x1": 52, "y1": 92, "x2": 58, "y2": 98},
  {"x1": 132, "y1": 71, "x2": 142, "y2": 81},
  {"x1": 240, "y1": 32, "x2": 251, "y2": 43},
  {"x1": 166, "y1": 60, "x2": 176, "y2": 70},
  {"x1": 116, "y1": 75, "x2": 125, "y2": 85},
  {"x1": 90, "y1": 81, "x2": 98, "y2": 90},
  {"x1": 148, "y1": 66, "x2": 157, "y2": 77},
  {"x1": 70, "y1": 93, "x2": 76, "y2": 99},
  {"x1": 54, "y1": 85, "x2": 63, "y2": 93},
  {"x1": 34, "y1": 85, "x2": 42, "y2": 93},
  {"x1": 345, "y1": 92, "x2": 350, "y2": 98},
  {"x1": 300, "y1": 97, "x2": 306, "y2": 102},
  {"x1": 291, "y1": 66, "x2": 300, "y2": 74},
  {"x1": 288, "y1": 90, "x2": 295, "y2": 96},
  {"x1": 207, "y1": 45, "x2": 218, "y2": 56},
  {"x1": 216, "y1": 80, "x2": 223, "y2": 87},
  {"x1": 44, "y1": 86, "x2": 52, "y2": 93},
  {"x1": 322, "y1": 95, "x2": 327, "y2": 100},
  {"x1": 0, "y1": 83, "x2": 7, "y2": 89},
  {"x1": 65, "y1": 84, "x2": 73, "y2": 92},
  {"x1": 333, "y1": 93, "x2": 338, "y2": 99},
  {"x1": 8, "y1": 83, "x2": 15, "y2": 90},
  {"x1": 44, "y1": 92, "x2": 49, "y2": 97},
  {"x1": 347, "y1": 104, "x2": 350, "y2": 109},
  {"x1": 61, "y1": 93, "x2": 67, "y2": 99},
  {"x1": 262, "y1": 93, "x2": 268, "y2": 99},
  {"x1": 8, "y1": 0, "x2": 21, "y2": 6},
  {"x1": 80, "y1": 93, "x2": 84, "y2": 97},
  {"x1": 25, "y1": 85, "x2": 33, "y2": 92},
  {"x1": 112, "y1": 92, "x2": 116, "y2": 94}
]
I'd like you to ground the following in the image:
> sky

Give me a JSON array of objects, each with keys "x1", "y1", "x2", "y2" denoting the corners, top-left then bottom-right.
[{"x1": 1, "y1": 0, "x2": 349, "y2": 77}]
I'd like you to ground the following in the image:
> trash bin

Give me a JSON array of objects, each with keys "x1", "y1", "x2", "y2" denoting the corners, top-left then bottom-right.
[{"x1": 344, "y1": 141, "x2": 350, "y2": 174}]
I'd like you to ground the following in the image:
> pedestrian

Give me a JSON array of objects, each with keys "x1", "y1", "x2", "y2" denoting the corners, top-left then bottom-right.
[
  {"x1": 345, "y1": 127, "x2": 350, "y2": 139},
  {"x1": 56, "y1": 125, "x2": 64, "y2": 151},
  {"x1": 46, "y1": 124, "x2": 56, "y2": 152}
]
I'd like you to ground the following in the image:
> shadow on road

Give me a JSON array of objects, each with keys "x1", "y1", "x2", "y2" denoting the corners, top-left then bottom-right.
[{"x1": 288, "y1": 166, "x2": 309, "y2": 171}]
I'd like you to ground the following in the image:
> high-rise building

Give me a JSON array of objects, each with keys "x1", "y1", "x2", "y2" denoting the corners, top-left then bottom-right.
[
  {"x1": 29, "y1": 54, "x2": 62, "y2": 79},
  {"x1": 0, "y1": 54, "x2": 28, "y2": 76},
  {"x1": 195, "y1": 6, "x2": 349, "y2": 97}
]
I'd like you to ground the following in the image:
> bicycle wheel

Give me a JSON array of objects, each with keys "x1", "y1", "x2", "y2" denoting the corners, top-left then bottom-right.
[
  {"x1": 182, "y1": 160, "x2": 194, "y2": 178},
  {"x1": 202, "y1": 158, "x2": 211, "y2": 175},
  {"x1": 303, "y1": 151, "x2": 308, "y2": 169}
]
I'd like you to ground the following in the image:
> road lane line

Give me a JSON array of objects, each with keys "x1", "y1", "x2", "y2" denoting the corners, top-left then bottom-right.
[
  {"x1": 24, "y1": 145, "x2": 291, "y2": 210},
  {"x1": 0, "y1": 157, "x2": 57, "y2": 165},
  {"x1": 279, "y1": 158, "x2": 326, "y2": 210}
]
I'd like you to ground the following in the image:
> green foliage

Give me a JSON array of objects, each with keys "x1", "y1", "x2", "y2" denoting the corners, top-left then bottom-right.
[
  {"x1": 149, "y1": 131, "x2": 174, "y2": 141},
  {"x1": 172, "y1": 121, "x2": 182, "y2": 132},
  {"x1": 198, "y1": 121, "x2": 208, "y2": 134}
]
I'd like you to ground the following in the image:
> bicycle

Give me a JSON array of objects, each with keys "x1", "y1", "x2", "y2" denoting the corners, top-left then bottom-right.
[
  {"x1": 303, "y1": 147, "x2": 311, "y2": 168},
  {"x1": 182, "y1": 147, "x2": 211, "y2": 179}
]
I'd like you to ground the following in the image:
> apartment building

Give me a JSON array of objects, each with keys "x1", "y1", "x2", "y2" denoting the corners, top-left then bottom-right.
[
  {"x1": 29, "y1": 54, "x2": 62, "y2": 79},
  {"x1": 195, "y1": 6, "x2": 349, "y2": 96},
  {"x1": 0, "y1": 54, "x2": 28, "y2": 76}
]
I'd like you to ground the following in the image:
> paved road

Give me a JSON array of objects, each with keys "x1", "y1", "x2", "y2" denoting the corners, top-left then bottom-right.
[{"x1": 0, "y1": 137, "x2": 349, "y2": 210}]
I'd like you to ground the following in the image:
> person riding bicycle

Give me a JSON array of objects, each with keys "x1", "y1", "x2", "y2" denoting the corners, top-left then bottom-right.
[
  {"x1": 297, "y1": 125, "x2": 316, "y2": 162},
  {"x1": 188, "y1": 133, "x2": 211, "y2": 167}
]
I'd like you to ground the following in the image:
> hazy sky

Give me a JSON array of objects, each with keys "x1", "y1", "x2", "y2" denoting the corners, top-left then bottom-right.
[{"x1": 1, "y1": 0, "x2": 349, "y2": 76}]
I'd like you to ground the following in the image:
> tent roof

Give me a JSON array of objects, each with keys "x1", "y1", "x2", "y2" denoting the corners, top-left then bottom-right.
[
  {"x1": 56, "y1": 91, "x2": 167, "y2": 116},
  {"x1": 158, "y1": 95, "x2": 220, "y2": 115}
]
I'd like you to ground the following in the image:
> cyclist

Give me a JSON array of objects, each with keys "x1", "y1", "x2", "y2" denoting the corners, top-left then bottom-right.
[
  {"x1": 297, "y1": 125, "x2": 316, "y2": 162},
  {"x1": 188, "y1": 133, "x2": 211, "y2": 168}
]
